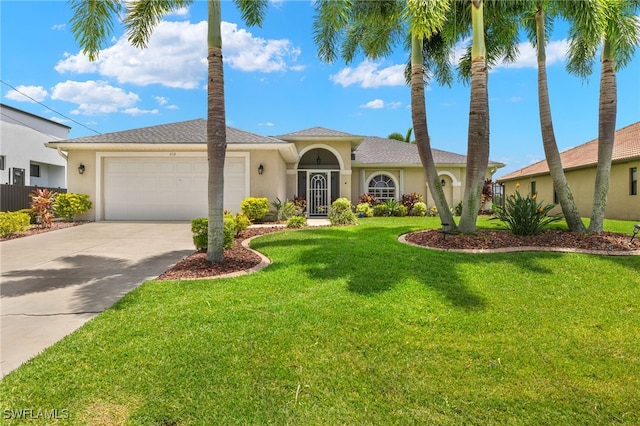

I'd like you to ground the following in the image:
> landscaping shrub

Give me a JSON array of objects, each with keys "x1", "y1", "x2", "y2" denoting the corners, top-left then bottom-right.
[
  {"x1": 454, "y1": 201, "x2": 463, "y2": 216},
  {"x1": 359, "y1": 193, "x2": 378, "y2": 206},
  {"x1": 401, "y1": 192, "x2": 424, "y2": 213},
  {"x1": 373, "y1": 203, "x2": 388, "y2": 217},
  {"x1": 30, "y1": 188, "x2": 56, "y2": 228},
  {"x1": 272, "y1": 198, "x2": 296, "y2": 221},
  {"x1": 54, "y1": 193, "x2": 92, "y2": 221},
  {"x1": 0, "y1": 211, "x2": 31, "y2": 237},
  {"x1": 328, "y1": 198, "x2": 357, "y2": 225},
  {"x1": 383, "y1": 199, "x2": 399, "y2": 216},
  {"x1": 412, "y1": 202, "x2": 427, "y2": 217},
  {"x1": 293, "y1": 195, "x2": 307, "y2": 215},
  {"x1": 286, "y1": 215, "x2": 307, "y2": 228},
  {"x1": 191, "y1": 218, "x2": 209, "y2": 252},
  {"x1": 394, "y1": 205, "x2": 408, "y2": 217},
  {"x1": 492, "y1": 189, "x2": 562, "y2": 235},
  {"x1": 191, "y1": 216, "x2": 240, "y2": 252},
  {"x1": 240, "y1": 197, "x2": 269, "y2": 222},
  {"x1": 355, "y1": 202, "x2": 373, "y2": 218},
  {"x1": 428, "y1": 206, "x2": 438, "y2": 217}
]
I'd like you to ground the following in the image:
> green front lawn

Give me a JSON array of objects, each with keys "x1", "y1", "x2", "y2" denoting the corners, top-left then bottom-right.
[{"x1": 2, "y1": 218, "x2": 639, "y2": 425}]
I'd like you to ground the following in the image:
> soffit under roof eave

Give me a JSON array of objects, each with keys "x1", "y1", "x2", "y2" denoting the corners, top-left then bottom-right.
[
  {"x1": 227, "y1": 143, "x2": 298, "y2": 162},
  {"x1": 280, "y1": 135, "x2": 365, "y2": 149}
]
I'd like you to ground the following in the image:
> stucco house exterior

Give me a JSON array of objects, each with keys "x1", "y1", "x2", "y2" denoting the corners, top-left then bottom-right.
[
  {"x1": 497, "y1": 121, "x2": 640, "y2": 221},
  {"x1": 0, "y1": 103, "x2": 69, "y2": 188},
  {"x1": 46, "y1": 119, "x2": 504, "y2": 221}
]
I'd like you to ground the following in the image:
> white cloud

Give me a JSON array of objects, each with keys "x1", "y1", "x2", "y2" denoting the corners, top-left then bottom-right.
[
  {"x1": 166, "y1": 104, "x2": 179, "y2": 110},
  {"x1": 388, "y1": 101, "x2": 402, "y2": 109},
  {"x1": 50, "y1": 80, "x2": 140, "y2": 115},
  {"x1": 361, "y1": 99, "x2": 385, "y2": 109},
  {"x1": 258, "y1": 122, "x2": 275, "y2": 127},
  {"x1": 54, "y1": 20, "x2": 303, "y2": 89},
  {"x1": 222, "y1": 22, "x2": 302, "y2": 72},
  {"x1": 4, "y1": 85, "x2": 48, "y2": 102},
  {"x1": 155, "y1": 96, "x2": 169, "y2": 106},
  {"x1": 331, "y1": 60, "x2": 406, "y2": 88},
  {"x1": 123, "y1": 107, "x2": 159, "y2": 116},
  {"x1": 496, "y1": 40, "x2": 569, "y2": 70},
  {"x1": 51, "y1": 24, "x2": 66, "y2": 31}
]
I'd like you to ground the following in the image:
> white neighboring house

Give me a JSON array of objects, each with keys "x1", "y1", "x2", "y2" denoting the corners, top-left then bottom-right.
[{"x1": 0, "y1": 103, "x2": 69, "y2": 188}]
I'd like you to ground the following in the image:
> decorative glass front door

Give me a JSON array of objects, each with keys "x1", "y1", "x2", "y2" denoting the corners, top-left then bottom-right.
[{"x1": 309, "y1": 173, "x2": 328, "y2": 216}]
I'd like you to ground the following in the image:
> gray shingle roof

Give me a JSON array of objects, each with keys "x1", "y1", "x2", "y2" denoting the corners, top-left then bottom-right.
[
  {"x1": 53, "y1": 119, "x2": 287, "y2": 145},
  {"x1": 277, "y1": 126, "x2": 360, "y2": 138},
  {"x1": 354, "y1": 136, "x2": 472, "y2": 165}
]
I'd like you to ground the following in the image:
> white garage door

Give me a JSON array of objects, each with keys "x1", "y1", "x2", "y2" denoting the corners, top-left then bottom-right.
[{"x1": 104, "y1": 157, "x2": 247, "y2": 220}]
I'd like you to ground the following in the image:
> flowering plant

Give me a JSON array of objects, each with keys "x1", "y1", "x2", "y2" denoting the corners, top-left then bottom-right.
[{"x1": 492, "y1": 187, "x2": 562, "y2": 235}]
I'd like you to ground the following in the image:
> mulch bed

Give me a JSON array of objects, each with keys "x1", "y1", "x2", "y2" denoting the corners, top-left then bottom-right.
[{"x1": 404, "y1": 229, "x2": 639, "y2": 252}]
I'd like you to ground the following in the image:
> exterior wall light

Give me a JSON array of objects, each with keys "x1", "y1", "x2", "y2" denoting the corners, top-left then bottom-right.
[
  {"x1": 78, "y1": 164, "x2": 85, "y2": 174},
  {"x1": 441, "y1": 179, "x2": 446, "y2": 187},
  {"x1": 258, "y1": 164, "x2": 264, "y2": 175}
]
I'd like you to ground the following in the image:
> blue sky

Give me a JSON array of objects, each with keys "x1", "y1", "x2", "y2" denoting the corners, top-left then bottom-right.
[{"x1": 1, "y1": 1, "x2": 639, "y2": 177}]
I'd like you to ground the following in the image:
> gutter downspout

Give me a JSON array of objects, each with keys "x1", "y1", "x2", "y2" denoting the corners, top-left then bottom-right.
[{"x1": 56, "y1": 147, "x2": 68, "y2": 161}]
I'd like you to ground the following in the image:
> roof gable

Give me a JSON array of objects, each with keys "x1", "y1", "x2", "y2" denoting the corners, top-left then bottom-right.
[
  {"x1": 277, "y1": 126, "x2": 360, "y2": 138},
  {"x1": 498, "y1": 121, "x2": 640, "y2": 181}
]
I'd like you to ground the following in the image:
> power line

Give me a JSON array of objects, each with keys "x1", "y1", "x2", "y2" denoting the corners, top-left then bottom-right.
[{"x1": 0, "y1": 79, "x2": 102, "y2": 135}]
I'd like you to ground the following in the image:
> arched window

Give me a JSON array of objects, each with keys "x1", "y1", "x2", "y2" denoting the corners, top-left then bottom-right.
[{"x1": 367, "y1": 174, "x2": 396, "y2": 201}]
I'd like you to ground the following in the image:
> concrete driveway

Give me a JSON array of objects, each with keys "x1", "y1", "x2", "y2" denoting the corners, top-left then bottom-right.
[{"x1": 0, "y1": 222, "x2": 194, "y2": 378}]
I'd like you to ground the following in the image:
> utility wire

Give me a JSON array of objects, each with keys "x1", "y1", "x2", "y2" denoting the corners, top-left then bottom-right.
[{"x1": 0, "y1": 79, "x2": 101, "y2": 135}]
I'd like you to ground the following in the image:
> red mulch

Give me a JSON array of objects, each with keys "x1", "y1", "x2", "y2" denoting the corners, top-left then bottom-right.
[
  {"x1": 157, "y1": 227, "x2": 283, "y2": 281},
  {"x1": 404, "y1": 229, "x2": 639, "y2": 252}
]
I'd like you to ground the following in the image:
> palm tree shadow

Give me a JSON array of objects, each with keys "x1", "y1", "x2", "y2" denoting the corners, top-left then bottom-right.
[{"x1": 1, "y1": 250, "x2": 192, "y2": 313}]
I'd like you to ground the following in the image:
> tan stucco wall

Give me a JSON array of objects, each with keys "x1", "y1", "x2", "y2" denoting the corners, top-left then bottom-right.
[
  {"x1": 66, "y1": 150, "x2": 98, "y2": 221},
  {"x1": 500, "y1": 160, "x2": 640, "y2": 221}
]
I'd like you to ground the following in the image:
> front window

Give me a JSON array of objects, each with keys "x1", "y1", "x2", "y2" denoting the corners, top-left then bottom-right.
[
  {"x1": 530, "y1": 181, "x2": 537, "y2": 197},
  {"x1": 631, "y1": 167, "x2": 638, "y2": 196},
  {"x1": 0, "y1": 155, "x2": 5, "y2": 171},
  {"x1": 368, "y1": 174, "x2": 396, "y2": 201},
  {"x1": 30, "y1": 164, "x2": 41, "y2": 178}
]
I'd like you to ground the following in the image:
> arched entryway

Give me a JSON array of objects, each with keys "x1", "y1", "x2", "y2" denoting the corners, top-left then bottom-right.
[{"x1": 296, "y1": 146, "x2": 342, "y2": 216}]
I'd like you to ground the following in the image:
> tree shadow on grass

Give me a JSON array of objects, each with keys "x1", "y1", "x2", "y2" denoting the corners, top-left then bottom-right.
[{"x1": 251, "y1": 226, "x2": 487, "y2": 310}]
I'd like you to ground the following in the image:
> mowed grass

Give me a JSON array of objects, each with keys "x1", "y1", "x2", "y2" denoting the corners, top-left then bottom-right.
[{"x1": 1, "y1": 217, "x2": 639, "y2": 425}]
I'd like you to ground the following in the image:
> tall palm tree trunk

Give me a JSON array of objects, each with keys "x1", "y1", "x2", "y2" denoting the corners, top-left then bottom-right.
[
  {"x1": 535, "y1": 5, "x2": 586, "y2": 233},
  {"x1": 458, "y1": 0, "x2": 489, "y2": 234},
  {"x1": 206, "y1": 0, "x2": 226, "y2": 262},
  {"x1": 589, "y1": 38, "x2": 617, "y2": 233},
  {"x1": 411, "y1": 35, "x2": 455, "y2": 228}
]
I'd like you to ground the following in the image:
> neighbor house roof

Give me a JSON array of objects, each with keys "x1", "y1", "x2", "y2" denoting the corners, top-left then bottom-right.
[
  {"x1": 498, "y1": 121, "x2": 640, "y2": 181},
  {"x1": 49, "y1": 119, "x2": 287, "y2": 145}
]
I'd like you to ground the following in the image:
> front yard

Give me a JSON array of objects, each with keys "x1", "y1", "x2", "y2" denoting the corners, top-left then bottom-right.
[{"x1": 1, "y1": 218, "x2": 639, "y2": 424}]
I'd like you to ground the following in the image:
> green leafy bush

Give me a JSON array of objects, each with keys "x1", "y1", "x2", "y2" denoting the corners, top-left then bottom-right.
[
  {"x1": 225, "y1": 211, "x2": 250, "y2": 237},
  {"x1": 383, "y1": 199, "x2": 399, "y2": 216},
  {"x1": 240, "y1": 197, "x2": 269, "y2": 222},
  {"x1": 428, "y1": 206, "x2": 439, "y2": 217},
  {"x1": 0, "y1": 211, "x2": 31, "y2": 237},
  {"x1": 223, "y1": 217, "x2": 235, "y2": 249},
  {"x1": 286, "y1": 215, "x2": 307, "y2": 228},
  {"x1": 412, "y1": 202, "x2": 427, "y2": 217},
  {"x1": 359, "y1": 193, "x2": 378, "y2": 206},
  {"x1": 191, "y1": 218, "x2": 209, "y2": 252},
  {"x1": 373, "y1": 203, "x2": 388, "y2": 217},
  {"x1": 394, "y1": 205, "x2": 408, "y2": 217},
  {"x1": 328, "y1": 198, "x2": 357, "y2": 225},
  {"x1": 272, "y1": 198, "x2": 296, "y2": 221},
  {"x1": 454, "y1": 201, "x2": 463, "y2": 216},
  {"x1": 355, "y1": 203, "x2": 373, "y2": 218},
  {"x1": 492, "y1": 190, "x2": 562, "y2": 236},
  {"x1": 54, "y1": 193, "x2": 92, "y2": 221}
]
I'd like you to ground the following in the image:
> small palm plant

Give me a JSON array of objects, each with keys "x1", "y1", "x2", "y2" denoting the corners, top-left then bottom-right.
[{"x1": 492, "y1": 187, "x2": 563, "y2": 236}]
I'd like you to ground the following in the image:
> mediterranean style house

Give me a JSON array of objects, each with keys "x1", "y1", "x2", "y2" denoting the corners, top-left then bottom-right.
[
  {"x1": 46, "y1": 119, "x2": 504, "y2": 221},
  {"x1": 497, "y1": 121, "x2": 640, "y2": 221}
]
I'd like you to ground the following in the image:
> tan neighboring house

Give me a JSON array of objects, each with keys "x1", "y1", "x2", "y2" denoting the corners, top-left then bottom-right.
[
  {"x1": 46, "y1": 119, "x2": 504, "y2": 221},
  {"x1": 497, "y1": 121, "x2": 640, "y2": 221}
]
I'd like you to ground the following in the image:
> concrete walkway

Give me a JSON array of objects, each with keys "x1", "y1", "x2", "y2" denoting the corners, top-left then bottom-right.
[{"x1": 0, "y1": 222, "x2": 194, "y2": 378}]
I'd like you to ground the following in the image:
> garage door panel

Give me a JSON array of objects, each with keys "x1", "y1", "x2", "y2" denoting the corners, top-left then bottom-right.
[{"x1": 104, "y1": 156, "x2": 247, "y2": 220}]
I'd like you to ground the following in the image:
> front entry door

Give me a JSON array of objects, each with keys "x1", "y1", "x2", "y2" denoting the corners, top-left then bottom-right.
[{"x1": 309, "y1": 172, "x2": 328, "y2": 216}]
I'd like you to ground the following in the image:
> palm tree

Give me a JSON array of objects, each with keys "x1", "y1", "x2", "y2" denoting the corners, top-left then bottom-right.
[
  {"x1": 584, "y1": 1, "x2": 640, "y2": 233},
  {"x1": 314, "y1": 0, "x2": 456, "y2": 228},
  {"x1": 520, "y1": 1, "x2": 589, "y2": 233},
  {"x1": 388, "y1": 128, "x2": 413, "y2": 143},
  {"x1": 69, "y1": 0, "x2": 267, "y2": 262}
]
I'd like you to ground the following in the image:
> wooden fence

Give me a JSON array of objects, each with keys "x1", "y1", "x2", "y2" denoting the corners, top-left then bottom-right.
[{"x1": 0, "y1": 184, "x2": 67, "y2": 212}]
